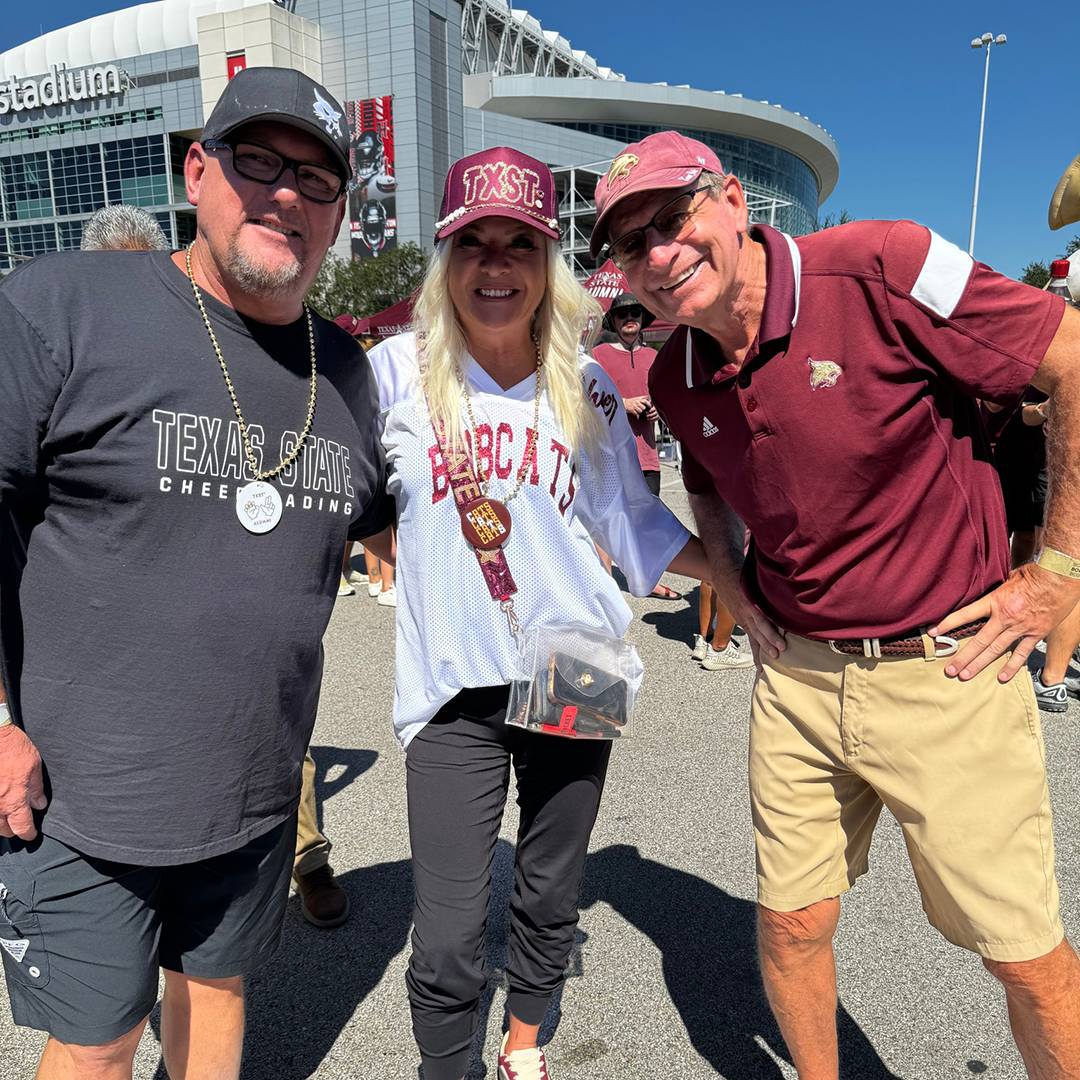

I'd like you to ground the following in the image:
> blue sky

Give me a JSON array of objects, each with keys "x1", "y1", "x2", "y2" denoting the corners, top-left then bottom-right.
[{"x1": 5, "y1": 1, "x2": 1073, "y2": 277}]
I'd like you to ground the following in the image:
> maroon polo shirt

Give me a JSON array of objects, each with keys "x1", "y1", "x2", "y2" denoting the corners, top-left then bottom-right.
[
  {"x1": 592, "y1": 341, "x2": 661, "y2": 472},
  {"x1": 649, "y1": 221, "x2": 1065, "y2": 639}
]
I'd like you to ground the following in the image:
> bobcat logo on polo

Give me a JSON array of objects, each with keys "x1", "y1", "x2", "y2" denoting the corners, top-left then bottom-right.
[
  {"x1": 807, "y1": 357, "x2": 843, "y2": 391},
  {"x1": 312, "y1": 88, "x2": 343, "y2": 138},
  {"x1": 462, "y1": 162, "x2": 545, "y2": 210},
  {"x1": 606, "y1": 154, "x2": 639, "y2": 186}
]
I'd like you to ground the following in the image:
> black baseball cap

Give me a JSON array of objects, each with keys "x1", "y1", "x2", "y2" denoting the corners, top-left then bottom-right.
[
  {"x1": 606, "y1": 291, "x2": 655, "y2": 328},
  {"x1": 201, "y1": 67, "x2": 352, "y2": 180}
]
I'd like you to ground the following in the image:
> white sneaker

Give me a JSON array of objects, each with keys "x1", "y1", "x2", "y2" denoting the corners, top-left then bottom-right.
[
  {"x1": 337, "y1": 577, "x2": 355, "y2": 597},
  {"x1": 691, "y1": 633, "x2": 709, "y2": 661},
  {"x1": 367, "y1": 582, "x2": 381, "y2": 598},
  {"x1": 701, "y1": 639, "x2": 754, "y2": 670},
  {"x1": 377, "y1": 587, "x2": 397, "y2": 608},
  {"x1": 346, "y1": 570, "x2": 369, "y2": 586}
]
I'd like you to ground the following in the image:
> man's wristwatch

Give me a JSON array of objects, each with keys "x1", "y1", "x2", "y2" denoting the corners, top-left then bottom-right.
[
  {"x1": 1035, "y1": 548, "x2": 1080, "y2": 580},
  {"x1": 0, "y1": 703, "x2": 12, "y2": 728}
]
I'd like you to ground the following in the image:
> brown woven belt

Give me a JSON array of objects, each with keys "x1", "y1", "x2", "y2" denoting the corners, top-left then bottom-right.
[{"x1": 826, "y1": 618, "x2": 989, "y2": 658}]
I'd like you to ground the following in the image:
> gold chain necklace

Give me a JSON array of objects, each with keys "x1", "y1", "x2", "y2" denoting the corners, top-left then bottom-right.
[
  {"x1": 185, "y1": 243, "x2": 318, "y2": 483},
  {"x1": 457, "y1": 334, "x2": 544, "y2": 503}
]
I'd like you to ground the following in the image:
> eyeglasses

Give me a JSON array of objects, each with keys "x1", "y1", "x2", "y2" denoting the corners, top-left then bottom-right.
[
  {"x1": 612, "y1": 305, "x2": 643, "y2": 320},
  {"x1": 606, "y1": 184, "x2": 714, "y2": 269},
  {"x1": 203, "y1": 138, "x2": 346, "y2": 204}
]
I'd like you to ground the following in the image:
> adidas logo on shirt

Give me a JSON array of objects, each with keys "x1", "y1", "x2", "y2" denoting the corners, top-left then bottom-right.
[{"x1": 702, "y1": 416, "x2": 719, "y2": 438}]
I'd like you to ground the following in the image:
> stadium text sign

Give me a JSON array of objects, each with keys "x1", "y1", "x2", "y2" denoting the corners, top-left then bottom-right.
[{"x1": 0, "y1": 64, "x2": 124, "y2": 115}]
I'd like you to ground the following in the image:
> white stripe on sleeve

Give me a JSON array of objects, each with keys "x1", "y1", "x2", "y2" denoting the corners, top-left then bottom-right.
[{"x1": 909, "y1": 229, "x2": 974, "y2": 320}]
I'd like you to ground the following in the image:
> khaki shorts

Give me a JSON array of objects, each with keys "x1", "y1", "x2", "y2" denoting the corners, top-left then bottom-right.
[{"x1": 751, "y1": 634, "x2": 1063, "y2": 962}]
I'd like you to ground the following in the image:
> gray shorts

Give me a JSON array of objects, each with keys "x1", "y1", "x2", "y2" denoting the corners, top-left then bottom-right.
[{"x1": 0, "y1": 816, "x2": 295, "y2": 1046}]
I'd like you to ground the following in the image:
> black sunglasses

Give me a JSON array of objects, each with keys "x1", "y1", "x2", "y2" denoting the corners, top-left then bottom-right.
[
  {"x1": 606, "y1": 184, "x2": 714, "y2": 269},
  {"x1": 612, "y1": 305, "x2": 643, "y2": 319},
  {"x1": 203, "y1": 138, "x2": 346, "y2": 204}
]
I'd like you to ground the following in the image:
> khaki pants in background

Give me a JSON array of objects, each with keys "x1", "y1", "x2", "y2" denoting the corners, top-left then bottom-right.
[{"x1": 294, "y1": 750, "x2": 331, "y2": 878}]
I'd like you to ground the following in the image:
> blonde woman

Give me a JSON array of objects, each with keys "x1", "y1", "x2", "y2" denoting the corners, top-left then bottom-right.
[{"x1": 365, "y1": 147, "x2": 708, "y2": 1080}]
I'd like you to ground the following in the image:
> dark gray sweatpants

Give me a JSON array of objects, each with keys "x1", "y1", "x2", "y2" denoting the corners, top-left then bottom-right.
[{"x1": 405, "y1": 685, "x2": 612, "y2": 1080}]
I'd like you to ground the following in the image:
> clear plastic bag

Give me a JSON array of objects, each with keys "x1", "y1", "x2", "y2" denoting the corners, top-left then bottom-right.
[{"x1": 506, "y1": 624, "x2": 644, "y2": 740}]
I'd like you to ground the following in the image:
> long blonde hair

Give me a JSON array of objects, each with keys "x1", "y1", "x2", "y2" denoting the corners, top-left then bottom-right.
[{"x1": 414, "y1": 236, "x2": 604, "y2": 455}]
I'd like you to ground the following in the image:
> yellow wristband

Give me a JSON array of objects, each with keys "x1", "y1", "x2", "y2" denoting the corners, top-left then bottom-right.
[{"x1": 1035, "y1": 548, "x2": 1080, "y2": 580}]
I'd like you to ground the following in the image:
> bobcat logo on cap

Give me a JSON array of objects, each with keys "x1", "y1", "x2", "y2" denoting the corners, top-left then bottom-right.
[
  {"x1": 312, "y1": 88, "x2": 343, "y2": 138},
  {"x1": 807, "y1": 357, "x2": 843, "y2": 391},
  {"x1": 606, "y1": 154, "x2": 639, "y2": 186}
]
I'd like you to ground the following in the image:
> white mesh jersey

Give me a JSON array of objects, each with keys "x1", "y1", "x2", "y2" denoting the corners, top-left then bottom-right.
[{"x1": 367, "y1": 332, "x2": 691, "y2": 747}]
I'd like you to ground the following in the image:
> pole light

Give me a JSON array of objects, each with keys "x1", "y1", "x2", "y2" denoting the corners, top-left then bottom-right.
[{"x1": 968, "y1": 31, "x2": 1007, "y2": 256}]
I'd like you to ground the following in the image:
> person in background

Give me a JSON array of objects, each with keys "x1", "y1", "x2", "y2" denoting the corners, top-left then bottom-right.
[
  {"x1": 80, "y1": 204, "x2": 169, "y2": 252},
  {"x1": 333, "y1": 314, "x2": 399, "y2": 607},
  {"x1": 591, "y1": 293, "x2": 682, "y2": 602}
]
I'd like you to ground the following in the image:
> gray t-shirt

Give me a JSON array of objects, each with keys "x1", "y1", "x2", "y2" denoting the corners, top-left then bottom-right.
[{"x1": 0, "y1": 250, "x2": 393, "y2": 864}]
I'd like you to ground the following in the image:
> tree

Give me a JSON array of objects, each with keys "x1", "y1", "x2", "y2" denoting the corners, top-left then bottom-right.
[
  {"x1": 307, "y1": 242, "x2": 427, "y2": 319},
  {"x1": 1020, "y1": 261, "x2": 1050, "y2": 289},
  {"x1": 814, "y1": 209, "x2": 853, "y2": 231},
  {"x1": 1065, "y1": 236, "x2": 1080, "y2": 258}
]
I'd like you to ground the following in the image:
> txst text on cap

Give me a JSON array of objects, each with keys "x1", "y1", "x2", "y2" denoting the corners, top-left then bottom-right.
[
  {"x1": 590, "y1": 131, "x2": 724, "y2": 257},
  {"x1": 434, "y1": 146, "x2": 559, "y2": 241},
  {"x1": 202, "y1": 67, "x2": 352, "y2": 181}
]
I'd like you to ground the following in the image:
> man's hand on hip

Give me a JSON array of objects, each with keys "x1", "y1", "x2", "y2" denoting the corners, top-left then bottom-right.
[
  {"x1": 0, "y1": 725, "x2": 47, "y2": 840},
  {"x1": 929, "y1": 563, "x2": 1080, "y2": 682}
]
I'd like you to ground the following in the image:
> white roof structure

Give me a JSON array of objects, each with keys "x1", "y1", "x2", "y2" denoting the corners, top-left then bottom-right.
[{"x1": 0, "y1": 0, "x2": 263, "y2": 80}]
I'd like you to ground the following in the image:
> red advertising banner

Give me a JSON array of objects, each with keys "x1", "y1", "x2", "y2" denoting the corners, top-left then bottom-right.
[
  {"x1": 226, "y1": 53, "x2": 247, "y2": 80},
  {"x1": 345, "y1": 96, "x2": 397, "y2": 260}
]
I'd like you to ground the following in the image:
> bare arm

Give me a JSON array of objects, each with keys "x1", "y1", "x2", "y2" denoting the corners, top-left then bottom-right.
[
  {"x1": 932, "y1": 305, "x2": 1080, "y2": 680},
  {"x1": 0, "y1": 671, "x2": 48, "y2": 841},
  {"x1": 688, "y1": 489, "x2": 784, "y2": 660}
]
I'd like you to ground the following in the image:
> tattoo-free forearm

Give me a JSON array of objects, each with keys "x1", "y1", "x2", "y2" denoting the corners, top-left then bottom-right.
[
  {"x1": 688, "y1": 491, "x2": 746, "y2": 603},
  {"x1": 1032, "y1": 306, "x2": 1080, "y2": 561}
]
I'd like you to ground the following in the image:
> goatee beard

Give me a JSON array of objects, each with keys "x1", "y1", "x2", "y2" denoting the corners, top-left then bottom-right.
[{"x1": 223, "y1": 237, "x2": 306, "y2": 296}]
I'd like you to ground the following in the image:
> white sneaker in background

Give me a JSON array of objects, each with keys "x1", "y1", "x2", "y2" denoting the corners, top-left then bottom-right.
[
  {"x1": 691, "y1": 634, "x2": 709, "y2": 661},
  {"x1": 346, "y1": 570, "x2": 369, "y2": 586},
  {"x1": 701, "y1": 639, "x2": 754, "y2": 671},
  {"x1": 337, "y1": 577, "x2": 355, "y2": 597},
  {"x1": 367, "y1": 582, "x2": 381, "y2": 598},
  {"x1": 377, "y1": 587, "x2": 397, "y2": 608}
]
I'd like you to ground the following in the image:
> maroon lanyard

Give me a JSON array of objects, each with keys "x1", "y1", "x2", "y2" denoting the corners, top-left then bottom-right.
[{"x1": 426, "y1": 412, "x2": 518, "y2": 604}]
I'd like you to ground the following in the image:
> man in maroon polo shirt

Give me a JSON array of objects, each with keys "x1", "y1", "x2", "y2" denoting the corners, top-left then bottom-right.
[{"x1": 589, "y1": 131, "x2": 1080, "y2": 1076}]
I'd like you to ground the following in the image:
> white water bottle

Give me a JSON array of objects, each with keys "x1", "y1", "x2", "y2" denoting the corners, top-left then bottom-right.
[{"x1": 1047, "y1": 259, "x2": 1074, "y2": 302}]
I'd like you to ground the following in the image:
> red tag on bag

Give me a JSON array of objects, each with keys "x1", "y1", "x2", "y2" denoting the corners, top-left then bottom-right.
[{"x1": 544, "y1": 706, "x2": 578, "y2": 736}]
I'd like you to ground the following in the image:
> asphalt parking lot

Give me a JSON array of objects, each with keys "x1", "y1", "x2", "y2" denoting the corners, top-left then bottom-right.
[{"x1": 2, "y1": 468, "x2": 1077, "y2": 1079}]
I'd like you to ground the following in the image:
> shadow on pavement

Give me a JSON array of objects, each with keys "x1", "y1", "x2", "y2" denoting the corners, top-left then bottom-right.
[
  {"x1": 641, "y1": 589, "x2": 699, "y2": 648},
  {"x1": 147, "y1": 859, "x2": 414, "y2": 1080},
  {"x1": 308, "y1": 745, "x2": 379, "y2": 832},
  {"x1": 580, "y1": 844, "x2": 901, "y2": 1079}
]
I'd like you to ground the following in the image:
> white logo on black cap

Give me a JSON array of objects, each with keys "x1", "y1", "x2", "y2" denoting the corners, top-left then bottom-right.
[{"x1": 312, "y1": 88, "x2": 343, "y2": 138}]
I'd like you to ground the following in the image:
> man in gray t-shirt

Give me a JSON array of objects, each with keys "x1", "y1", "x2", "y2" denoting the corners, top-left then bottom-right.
[{"x1": 0, "y1": 69, "x2": 393, "y2": 1079}]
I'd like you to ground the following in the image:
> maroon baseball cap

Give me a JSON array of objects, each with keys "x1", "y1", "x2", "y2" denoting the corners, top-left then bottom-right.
[
  {"x1": 434, "y1": 147, "x2": 560, "y2": 242},
  {"x1": 590, "y1": 131, "x2": 724, "y2": 257},
  {"x1": 334, "y1": 313, "x2": 363, "y2": 335}
]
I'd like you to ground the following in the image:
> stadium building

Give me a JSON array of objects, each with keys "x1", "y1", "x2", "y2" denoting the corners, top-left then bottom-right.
[{"x1": 0, "y1": 0, "x2": 838, "y2": 273}]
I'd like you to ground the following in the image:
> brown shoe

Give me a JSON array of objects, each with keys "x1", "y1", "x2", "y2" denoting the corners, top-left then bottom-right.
[{"x1": 294, "y1": 864, "x2": 350, "y2": 928}]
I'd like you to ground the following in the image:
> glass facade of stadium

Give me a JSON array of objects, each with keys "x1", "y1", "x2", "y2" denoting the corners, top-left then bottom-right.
[{"x1": 0, "y1": 0, "x2": 837, "y2": 273}]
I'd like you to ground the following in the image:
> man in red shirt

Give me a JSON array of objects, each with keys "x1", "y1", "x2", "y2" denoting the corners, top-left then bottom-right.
[{"x1": 590, "y1": 131, "x2": 1080, "y2": 1075}]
